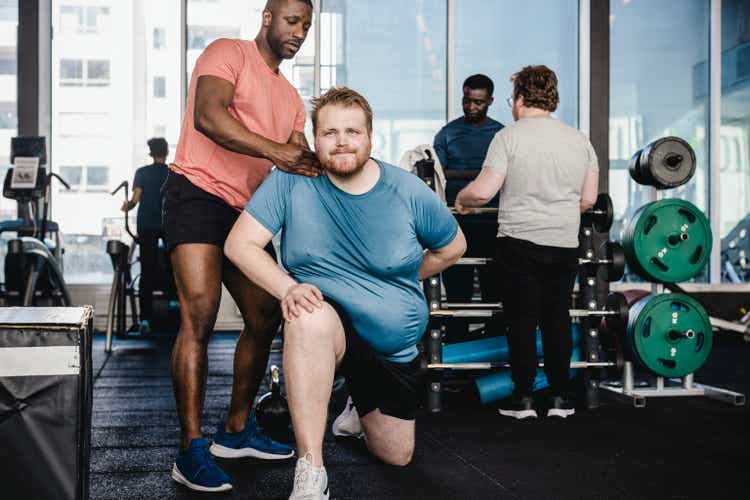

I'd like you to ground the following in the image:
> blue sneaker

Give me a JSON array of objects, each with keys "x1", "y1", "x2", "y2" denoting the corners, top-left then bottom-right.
[
  {"x1": 172, "y1": 437, "x2": 232, "y2": 492},
  {"x1": 138, "y1": 319, "x2": 151, "y2": 336},
  {"x1": 210, "y1": 413, "x2": 294, "y2": 460}
]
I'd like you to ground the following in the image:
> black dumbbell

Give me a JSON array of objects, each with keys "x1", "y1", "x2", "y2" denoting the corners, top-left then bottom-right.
[
  {"x1": 582, "y1": 193, "x2": 614, "y2": 233},
  {"x1": 578, "y1": 241, "x2": 625, "y2": 282},
  {"x1": 255, "y1": 365, "x2": 291, "y2": 433}
]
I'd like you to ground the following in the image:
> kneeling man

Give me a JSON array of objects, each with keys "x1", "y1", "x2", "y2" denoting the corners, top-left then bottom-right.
[{"x1": 225, "y1": 87, "x2": 466, "y2": 499}]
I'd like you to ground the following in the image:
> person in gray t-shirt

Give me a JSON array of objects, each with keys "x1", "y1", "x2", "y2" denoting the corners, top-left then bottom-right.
[{"x1": 455, "y1": 65, "x2": 599, "y2": 420}]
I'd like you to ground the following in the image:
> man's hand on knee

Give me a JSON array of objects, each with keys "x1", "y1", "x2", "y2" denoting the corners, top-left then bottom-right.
[{"x1": 281, "y1": 283, "x2": 324, "y2": 321}]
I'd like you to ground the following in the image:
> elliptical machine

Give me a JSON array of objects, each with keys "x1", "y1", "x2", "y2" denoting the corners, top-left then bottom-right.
[
  {"x1": 0, "y1": 136, "x2": 72, "y2": 306},
  {"x1": 104, "y1": 180, "x2": 179, "y2": 352},
  {"x1": 104, "y1": 180, "x2": 140, "y2": 352}
]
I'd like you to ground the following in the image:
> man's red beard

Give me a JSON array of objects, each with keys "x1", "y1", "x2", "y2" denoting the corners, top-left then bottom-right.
[{"x1": 322, "y1": 149, "x2": 368, "y2": 178}]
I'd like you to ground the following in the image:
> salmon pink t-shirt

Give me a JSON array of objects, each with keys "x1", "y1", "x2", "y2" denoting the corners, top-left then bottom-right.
[{"x1": 170, "y1": 38, "x2": 306, "y2": 210}]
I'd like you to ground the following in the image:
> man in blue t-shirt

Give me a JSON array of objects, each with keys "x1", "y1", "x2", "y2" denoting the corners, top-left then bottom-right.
[
  {"x1": 434, "y1": 74, "x2": 504, "y2": 306},
  {"x1": 122, "y1": 137, "x2": 170, "y2": 334},
  {"x1": 225, "y1": 87, "x2": 465, "y2": 499}
]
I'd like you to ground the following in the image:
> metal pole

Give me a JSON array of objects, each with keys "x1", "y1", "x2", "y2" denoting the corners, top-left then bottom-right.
[
  {"x1": 313, "y1": 0, "x2": 321, "y2": 97},
  {"x1": 709, "y1": 0, "x2": 722, "y2": 283},
  {"x1": 623, "y1": 361, "x2": 634, "y2": 393},
  {"x1": 682, "y1": 373, "x2": 694, "y2": 390},
  {"x1": 426, "y1": 328, "x2": 443, "y2": 413}
]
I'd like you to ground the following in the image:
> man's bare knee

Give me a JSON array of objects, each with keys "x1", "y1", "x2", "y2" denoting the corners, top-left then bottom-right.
[
  {"x1": 285, "y1": 304, "x2": 339, "y2": 341},
  {"x1": 380, "y1": 447, "x2": 414, "y2": 467},
  {"x1": 180, "y1": 294, "x2": 220, "y2": 341},
  {"x1": 369, "y1": 441, "x2": 414, "y2": 467},
  {"x1": 361, "y1": 411, "x2": 415, "y2": 466}
]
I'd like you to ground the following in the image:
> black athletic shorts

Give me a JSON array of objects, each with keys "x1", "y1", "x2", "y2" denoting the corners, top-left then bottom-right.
[
  {"x1": 162, "y1": 170, "x2": 276, "y2": 260},
  {"x1": 327, "y1": 298, "x2": 422, "y2": 421}
]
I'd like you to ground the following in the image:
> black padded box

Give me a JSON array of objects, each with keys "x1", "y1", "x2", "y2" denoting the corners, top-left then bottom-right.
[{"x1": 0, "y1": 307, "x2": 94, "y2": 500}]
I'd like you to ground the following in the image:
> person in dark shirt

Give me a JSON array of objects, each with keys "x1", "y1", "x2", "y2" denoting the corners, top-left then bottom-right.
[
  {"x1": 433, "y1": 74, "x2": 504, "y2": 309},
  {"x1": 122, "y1": 137, "x2": 170, "y2": 334}
]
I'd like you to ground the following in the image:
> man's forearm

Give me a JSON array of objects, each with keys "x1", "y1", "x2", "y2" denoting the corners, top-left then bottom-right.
[
  {"x1": 228, "y1": 244, "x2": 297, "y2": 300},
  {"x1": 418, "y1": 251, "x2": 459, "y2": 280},
  {"x1": 196, "y1": 107, "x2": 281, "y2": 161},
  {"x1": 456, "y1": 181, "x2": 491, "y2": 207}
]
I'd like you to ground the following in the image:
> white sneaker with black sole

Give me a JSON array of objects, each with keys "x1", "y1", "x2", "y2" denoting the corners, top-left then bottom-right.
[
  {"x1": 498, "y1": 395, "x2": 538, "y2": 420},
  {"x1": 332, "y1": 396, "x2": 365, "y2": 439},
  {"x1": 289, "y1": 455, "x2": 329, "y2": 500},
  {"x1": 546, "y1": 395, "x2": 575, "y2": 418}
]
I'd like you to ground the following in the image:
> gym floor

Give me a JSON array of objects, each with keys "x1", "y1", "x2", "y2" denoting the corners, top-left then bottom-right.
[{"x1": 90, "y1": 332, "x2": 750, "y2": 500}]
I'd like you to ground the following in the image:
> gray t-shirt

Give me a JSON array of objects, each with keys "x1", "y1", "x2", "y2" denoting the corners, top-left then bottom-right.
[{"x1": 484, "y1": 117, "x2": 599, "y2": 248}]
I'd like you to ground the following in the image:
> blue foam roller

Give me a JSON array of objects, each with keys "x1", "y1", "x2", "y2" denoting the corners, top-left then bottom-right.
[
  {"x1": 442, "y1": 335, "x2": 512, "y2": 364},
  {"x1": 442, "y1": 324, "x2": 581, "y2": 364},
  {"x1": 475, "y1": 348, "x2": 581, "y2": 404}
]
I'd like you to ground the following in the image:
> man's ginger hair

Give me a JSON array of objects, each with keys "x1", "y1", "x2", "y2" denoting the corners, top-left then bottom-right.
[{"x1": 311, "y1": 87, "x2": 373, "y2": 135}]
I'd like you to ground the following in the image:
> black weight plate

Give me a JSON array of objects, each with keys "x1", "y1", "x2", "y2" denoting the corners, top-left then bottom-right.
[{"x1": 641, "y1": 136, "x2": 697, "y2": 189}]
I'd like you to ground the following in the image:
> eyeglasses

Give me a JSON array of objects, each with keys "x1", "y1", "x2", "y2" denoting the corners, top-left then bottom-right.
[{"x1": 506, "y1": 96, "x2": 514, "y2": 108}]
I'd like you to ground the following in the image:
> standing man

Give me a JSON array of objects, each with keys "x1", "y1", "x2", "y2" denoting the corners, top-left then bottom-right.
[
  {"x1": 455, "y1": 65, "x2": 599, "y2": 420},
  {"x1": 225, "y1": 87, "x2": 466, "y2": 500},
  {"x1": 166, "y1": 0, "x2": 320, "y2": 492},
  {"x1": 434, "y1": 74, "x2": 503, "y2": 307},
  {"x1": 121, "y1": 137, "x2": 170, "y2": 335}
]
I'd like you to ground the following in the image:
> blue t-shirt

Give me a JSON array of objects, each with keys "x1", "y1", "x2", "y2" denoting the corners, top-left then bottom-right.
[
  {"x1": 133, "y1": 163, "x2": 169, "y2": 233},
  {"x1": 433, "y1": 117, "x2": 504, "y2": 171},
  {"x1": 246, "y1": 160, "x2": 458, "y2": 363},
  {"x1": 433, "y1": 117, "x2": 504, "y2": 204}
]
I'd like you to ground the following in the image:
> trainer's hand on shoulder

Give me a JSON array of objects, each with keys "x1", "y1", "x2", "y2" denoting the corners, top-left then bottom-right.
[
  {"x1": 270, "y1": 143, "x2": 322, "y2": 177},
  {"x1": 281, "y1": 283, "x2": 324, "y2": 322}
]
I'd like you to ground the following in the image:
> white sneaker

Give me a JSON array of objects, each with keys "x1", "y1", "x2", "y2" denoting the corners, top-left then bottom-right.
[
  {"x1": 289, "y1": 455, "x2": 329, "y2": 500},
  {"x1": 332, "y1": 396, "x2": 364, "y2": 439}
]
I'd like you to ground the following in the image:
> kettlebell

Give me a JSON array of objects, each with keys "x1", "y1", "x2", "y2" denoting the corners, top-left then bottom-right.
[{"x1": 256, "y1": 365, "x2": 291, "y2": 432}]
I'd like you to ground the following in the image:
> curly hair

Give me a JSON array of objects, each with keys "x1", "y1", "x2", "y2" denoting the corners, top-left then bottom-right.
[
  {"x1": 511, "y1": 65, "x2": 559, "y2": 112},
  {"x1": 311, "y1": 87, "x2": 373, "y2": 135}
]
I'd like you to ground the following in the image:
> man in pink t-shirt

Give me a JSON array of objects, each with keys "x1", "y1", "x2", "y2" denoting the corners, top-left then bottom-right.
[{"x1": 165, "y1": 0, "x2": 319, "y2": 493}]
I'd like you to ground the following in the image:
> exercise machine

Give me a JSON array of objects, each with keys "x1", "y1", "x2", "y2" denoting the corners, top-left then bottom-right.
[
  {"x1": 0, "y1": 136, "x2": 72, "y2": 306},
  {"x1": 104, "y1": 180, "x2": 179, "y2": 352}
]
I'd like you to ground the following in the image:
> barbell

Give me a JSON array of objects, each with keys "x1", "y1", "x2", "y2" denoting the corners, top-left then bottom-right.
[
  {"x1": 429, "y1": 292, "x2": 629, "y2": 327},
  {"x1": 424, "y1": 360, "x2": 616, "y2": 371}
]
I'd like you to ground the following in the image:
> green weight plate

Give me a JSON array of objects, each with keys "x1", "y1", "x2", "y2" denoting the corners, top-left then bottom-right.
[
  {"x1": 626, "y1": 293, "x2": 713, "y2": 377},
  {"x1": 622, "y1": 199, "x2": 712, "y2": 283}
]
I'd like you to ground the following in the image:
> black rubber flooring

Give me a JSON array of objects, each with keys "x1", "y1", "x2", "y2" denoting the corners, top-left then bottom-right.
[{"x1": 90, "y1": 333, "x2": 750, "y2": 499}]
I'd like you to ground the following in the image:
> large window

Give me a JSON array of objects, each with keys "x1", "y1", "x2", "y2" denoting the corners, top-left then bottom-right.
[
  {"x1": 609, "y1": 0, "x2": 710, "y2": 282},
  {"x1": 0, "y1": 0, "x2": 17, "y2": 223},
  {"x1": 319, "y1": 0, "x2": 447, "y2": 165},
  {"x1": 720, "y1": 0, "x2": 750, "y2": 283},
  {"x1": 454, "y1": 0, "x2": 579, "y2": 128},
  {"x1": 52, "y1": 0, "x2": 181, "y2": 284},
  {"x1": 0, "y1": 0, "x2": 16, "y2": 283}
]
